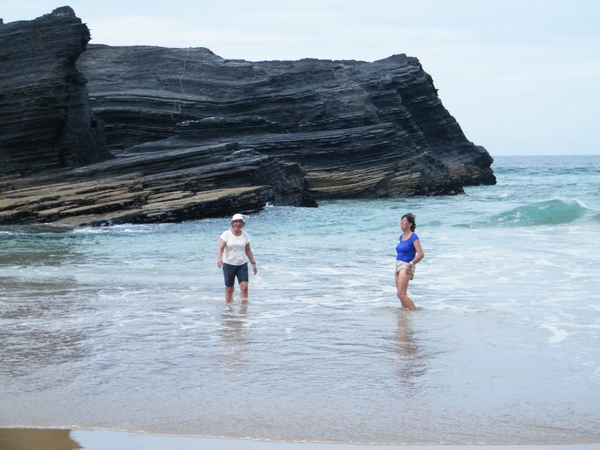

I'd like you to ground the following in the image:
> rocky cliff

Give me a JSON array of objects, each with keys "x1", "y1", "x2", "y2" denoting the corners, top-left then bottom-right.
[
  {"x1": 0, "y1": 6, "x2": 109, "y2": 175},
  {"x1": 0, "y1": 7, "x2": 495, "y2": 227},
  {"x1": 78, "y1": 46, "x2": 495, "y2": 199}
]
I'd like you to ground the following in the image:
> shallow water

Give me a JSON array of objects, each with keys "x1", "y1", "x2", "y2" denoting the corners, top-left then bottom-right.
[{"x1": 1, "y1": 155, "x2": 599, "y2": 445}]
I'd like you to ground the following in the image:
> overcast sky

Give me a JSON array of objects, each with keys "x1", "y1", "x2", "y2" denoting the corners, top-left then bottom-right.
[{"x1": 3, "y1": 0, "x2": 599, "y2": 156}]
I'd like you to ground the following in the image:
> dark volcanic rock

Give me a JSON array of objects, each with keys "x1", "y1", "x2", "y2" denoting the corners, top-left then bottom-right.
[
  {"x1": 0, "y1": 142, "x2": 314, "y2": 226},
  {"x1": 0, "y1": 8, "x2": 496, "y2": 227},
  {"x1": 0, "y1": 9, "x2": 315, "y2": 226},
  {"x1": 0, "y1": 7, "x2": 110, "y2": 175},
  {"x1": 77, "y1": 46, "x2": 495, "y2": 199}
]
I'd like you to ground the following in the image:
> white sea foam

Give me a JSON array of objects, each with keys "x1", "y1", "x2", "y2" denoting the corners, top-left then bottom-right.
[{"x1": 540, "y1": 324, "x2": 578, "y2": 343}]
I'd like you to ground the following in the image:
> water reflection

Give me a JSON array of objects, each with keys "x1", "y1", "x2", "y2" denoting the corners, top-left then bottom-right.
[
  {"x1": 0, "y1": 278, "x2": 92, "y2": 381},
  {"x1": 218, "y1": 302, "x2": 250, "y2": 372},
  {"x1": 394, "y1": 311, "x2": 427, "y2": 391}
]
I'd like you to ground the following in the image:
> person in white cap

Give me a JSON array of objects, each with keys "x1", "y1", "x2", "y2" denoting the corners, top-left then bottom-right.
[{"x1": 217, "y1": 213, "x2": 258, "y2": 303}]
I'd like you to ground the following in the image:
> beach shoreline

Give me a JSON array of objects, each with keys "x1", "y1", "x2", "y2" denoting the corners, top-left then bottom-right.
[
  {"x1": 1, "y1": 158, "x2": 599, "y2": 450},
  {"x1": 1, "y1": 428, "x2": 598, "y2": 450}
]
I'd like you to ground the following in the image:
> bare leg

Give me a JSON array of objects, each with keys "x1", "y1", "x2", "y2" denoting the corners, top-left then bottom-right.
[
  {"x1": 395, "y1": 270, "x2": 417, "y2": 310},
  {"x1": 225, "y1": 286, "x2": 234, "y2": 303},
  {"x1": 239, "y1": 281, "x2": 249, "y2": 303}
]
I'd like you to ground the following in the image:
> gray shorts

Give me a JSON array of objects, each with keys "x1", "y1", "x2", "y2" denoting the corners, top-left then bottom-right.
[{"x1": 222, "y1": 262, "x2": 249, "y2": 287}]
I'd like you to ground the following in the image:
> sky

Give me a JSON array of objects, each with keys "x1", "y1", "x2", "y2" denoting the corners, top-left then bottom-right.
[{"x1": 2, "y1": 0, "x2": 599, "y2": 157}]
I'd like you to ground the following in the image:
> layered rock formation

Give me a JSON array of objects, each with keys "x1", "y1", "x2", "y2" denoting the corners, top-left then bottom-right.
[
  {"x1": 0, "y1": 6, "x2": 109, "y2": 175},
  {"x1": 0, "y1": 142, "x2": 313, "y2": 226},
  {"x1": 0, "y1": 8, "x2": 495, "y2": 227},
  {"x1": 0, "y1": 8, "x2": 314, "y2": 226},
  {"x1": 78, "y1": 46, "x2": 495, "y2": 200}
]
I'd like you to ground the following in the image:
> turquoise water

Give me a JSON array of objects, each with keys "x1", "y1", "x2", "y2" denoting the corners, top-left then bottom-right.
[{"x1": 1, "y1": 155, "x2": 599, "y2": 445}]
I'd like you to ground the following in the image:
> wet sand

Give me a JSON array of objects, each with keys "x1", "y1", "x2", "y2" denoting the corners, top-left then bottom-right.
[{"x1": 1, "y1": 428, "x2": 598, "y2": 450}]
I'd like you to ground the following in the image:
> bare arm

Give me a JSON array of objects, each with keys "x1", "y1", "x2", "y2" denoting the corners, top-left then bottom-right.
[
  {"x1": 406, "y1": 239, "x2": 424, "y2": 276},
  {"x1": 217, "y1": 239, "x2": 226, "y2": 268},
  {"x1": 245, "y1": 243, "x2": 258, "y2": 275},
  {"x1": 412, "y1": 240, "x2": 424, "y2": 265}
]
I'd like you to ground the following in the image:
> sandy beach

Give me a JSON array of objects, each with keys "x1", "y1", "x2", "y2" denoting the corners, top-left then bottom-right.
[{"x1": 1, "y1": 428, "x2": 598, "y2": 450}]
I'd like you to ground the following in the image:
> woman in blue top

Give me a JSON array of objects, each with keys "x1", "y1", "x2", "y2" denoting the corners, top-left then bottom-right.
[{"x1": 395, "y1": 213, "x2": 424, "y2": 310}]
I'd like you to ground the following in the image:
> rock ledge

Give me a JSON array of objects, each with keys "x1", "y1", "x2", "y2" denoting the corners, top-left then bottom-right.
[{"x1": 0, "y1": 8, "x2": 495, "y2": 226}]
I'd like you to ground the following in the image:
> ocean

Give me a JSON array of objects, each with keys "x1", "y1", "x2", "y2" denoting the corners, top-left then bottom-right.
[{"x1": 1, "y1": 155, "x2": 599, "y2": 446}]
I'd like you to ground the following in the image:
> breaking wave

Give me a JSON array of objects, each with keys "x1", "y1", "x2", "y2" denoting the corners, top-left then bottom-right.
[{"x1": 454, "y1": 199, "x2": 590, "y2": 228}]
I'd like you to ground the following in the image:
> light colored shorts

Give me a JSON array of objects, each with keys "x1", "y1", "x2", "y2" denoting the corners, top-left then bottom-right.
[{"x1": 395, "y1": 261, "x2": 415, "y2": 280}]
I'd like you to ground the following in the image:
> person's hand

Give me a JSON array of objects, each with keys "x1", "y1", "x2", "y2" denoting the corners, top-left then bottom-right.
[
  {"x1": 217, "y1": 260, "x2": 222, "y2": 268},
  {"x1": 252, "y1": 263, "x2": 258, "y2": 275}
]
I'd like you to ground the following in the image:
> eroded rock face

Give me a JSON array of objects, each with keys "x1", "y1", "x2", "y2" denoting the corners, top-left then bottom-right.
[
  {"x1": 0, "y1": 8, "x2": 495, "y2": 227},
  {"x1": 0, "y1": 7, "x2": 110, "y2": 175},
  {"x1": 0, "y1": 142, "x2": 314, "y2": 226},
  {"x1": 77, "y1": 46, "x2": 495, "y2": 199},
  {"x1": 0, "y1": 9, "x2": 315, "y2": 226}
]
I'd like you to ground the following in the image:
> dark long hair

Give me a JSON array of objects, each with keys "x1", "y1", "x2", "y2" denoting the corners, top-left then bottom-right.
[{"x1": 402, "y1": 213, "x2": 417, "y2": 232}]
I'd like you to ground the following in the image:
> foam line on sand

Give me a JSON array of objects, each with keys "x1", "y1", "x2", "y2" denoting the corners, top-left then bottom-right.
[{"x1": 0, "y1": 428, "x2": 598, "y2": 450}]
